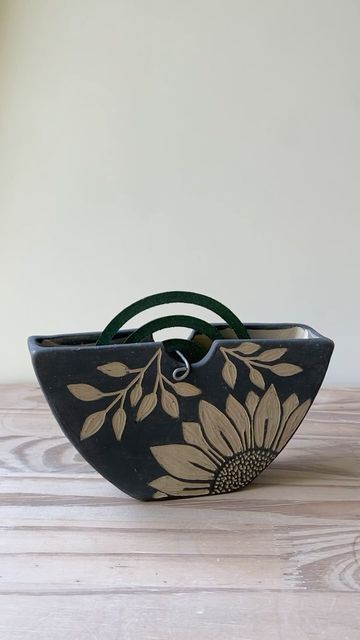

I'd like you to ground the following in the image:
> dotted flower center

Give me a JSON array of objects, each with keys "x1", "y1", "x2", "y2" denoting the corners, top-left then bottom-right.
[{"x1": 212, "y1": 448, "x2": 277, "y2": 495}]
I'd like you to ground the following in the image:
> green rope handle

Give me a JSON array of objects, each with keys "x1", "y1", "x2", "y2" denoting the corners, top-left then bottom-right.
[{"x1": 96, "y1": 291, "x2": 249, "y2": 348}]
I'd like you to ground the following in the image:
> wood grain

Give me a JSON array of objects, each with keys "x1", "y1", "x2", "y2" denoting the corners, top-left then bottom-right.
[{"x1": 0, "y1": 384, "x2": 359, "y2": 639}]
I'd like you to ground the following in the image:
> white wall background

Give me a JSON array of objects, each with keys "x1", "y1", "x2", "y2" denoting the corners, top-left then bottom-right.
[{"x1": 0, "y1": 0, "x2": 359, "y2": 385}]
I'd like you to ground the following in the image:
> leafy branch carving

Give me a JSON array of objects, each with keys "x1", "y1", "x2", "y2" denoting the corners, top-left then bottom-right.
[
  {"x1": 67, "y1": 349, "x2": 201, "y2": 441},
  {"x1": 220, "y1": 343, "x2": 303, "y2": 390}
]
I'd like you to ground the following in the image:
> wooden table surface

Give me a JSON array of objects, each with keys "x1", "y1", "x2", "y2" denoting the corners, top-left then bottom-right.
[{"x1": 0, "y1": 384, "x2": 359, "y2": 639}]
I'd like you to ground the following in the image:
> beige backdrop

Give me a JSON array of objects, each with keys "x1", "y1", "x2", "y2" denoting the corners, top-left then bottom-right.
[{"x1": 1, "y1": 0, "x2": 359, "y2": 384}]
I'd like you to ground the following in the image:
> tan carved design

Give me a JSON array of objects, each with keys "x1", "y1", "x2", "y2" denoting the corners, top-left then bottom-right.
[
  {"x1": 67, "y1": 349, "x2": 201, "y2": 441},
  {"x1": 149, "y1": 385, "x2": 311, "y2": 499},
  {"x1": 220, "y1": 344, "x2": 303, "y2": 390}
]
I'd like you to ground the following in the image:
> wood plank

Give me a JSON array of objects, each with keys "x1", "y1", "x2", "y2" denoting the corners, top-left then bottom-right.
[
  {"x1": 0, "y1": 553, "x2": 288, "y2": 594},
  {"x1": 0, "y1": 592, "x2": 359, "y2": 640},
  {"x1": 1, "y1": 385, "x2": 359, "y2": 639}
]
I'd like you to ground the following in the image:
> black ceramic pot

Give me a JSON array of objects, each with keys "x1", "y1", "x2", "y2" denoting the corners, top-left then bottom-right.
[{"x1": 28, "y1": 292, "x2": 334, "y2": 501}]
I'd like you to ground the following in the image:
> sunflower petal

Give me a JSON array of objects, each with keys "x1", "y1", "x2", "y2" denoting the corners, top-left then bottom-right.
[
  {"x1": 150, "y1": 444, "x2": 216, "y2": 480},
  {"x1": 245, "y1": 391, "x2": 260, "y2": 419},
  {"x1": 254, "y1": 385, "x2": 281, "y2": 449},
  {"x1": 225, "y1": 395, "x2": 250, "y2": 450},
  {"x1": 270, "y1": 393, "x2": 300, "y2": 450},
  {"x1": 149, "y1": 475, "x2": 210, "y2": 496},
  {"x1": 276, "y1": 399, "x2": 311, "y2": 451},
  {"x1": 199, "y1": 400, "x2": 242, "y2": 456},
  {"x1": 152, "y1": 490, "x2": 168, "y2": 499},
  {"x1": 280, "y1": 393, "x2": 299, "y2": 428},
  {"x1": 182, "y1": 422, "x2": 216, "y2": 457}
]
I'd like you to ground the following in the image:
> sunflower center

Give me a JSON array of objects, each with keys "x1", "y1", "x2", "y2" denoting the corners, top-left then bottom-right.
[{"x1": 212, "y1": 448, "x2": 276, "y2": 495}]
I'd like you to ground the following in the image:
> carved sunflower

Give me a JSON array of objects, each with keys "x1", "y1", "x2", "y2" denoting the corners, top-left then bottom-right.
[{"x1": 149, "y1": 385, "x2": 311, "y2": 499}]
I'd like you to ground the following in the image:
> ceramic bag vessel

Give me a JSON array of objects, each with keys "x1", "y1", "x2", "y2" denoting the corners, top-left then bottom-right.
[{"x1": 28, "y1": 291, "x2": 334, "y2": 501}]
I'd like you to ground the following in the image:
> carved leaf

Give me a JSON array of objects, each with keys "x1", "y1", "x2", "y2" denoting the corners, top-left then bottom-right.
[
  {"x1": 171, "y1": 382, "x2": 201, "y2": 396},
  {"x1": 249, "y1": 367, "x2": 265, "y2": 389},
  {"x1": 97, "y1": 362, "x2": 129, "y2": 377},
  {"x1": 255, "y1": 348, "x2": 287, "y2": 362},
  {"x1": 130, "y1": 382, "x2": 142, "y2": 407},
  {"x1": 112, "y1": 407, "x2": 127, "y2": 440},
  {"x1": 67, "y1": 383, "x2": 105, "y2": 401},
  {"x1": 80, "y1": 410, "x2": 106, "y2": 440},
  {"x1": 222, "y1": 361, "x2": 237, "y2": 388},
  {"x1": 254, "y1": 385, "x2": 281, "y2": 449},
  {"x1": 270, "y1": 363, "x2": 303, "y2": 376},
  {"x1": 161, "y1": 390, "x2": 179, "y2": 418},
  {"x1": 136, "y1": 393, "x2": 157, "y2": 422},
  {"x1": 235, "y1": 342, "x2": 260, "y2": 355}
]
